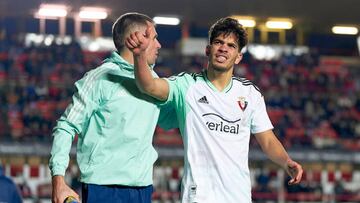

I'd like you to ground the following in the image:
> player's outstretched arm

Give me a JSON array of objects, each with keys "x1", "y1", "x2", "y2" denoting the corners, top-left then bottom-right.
[
  {"x1": 255, "y1": 130, "x2": 303, "y2": 185},
  {"x1": 125, "y1": 27, "x2": 169, "y2": 101}
]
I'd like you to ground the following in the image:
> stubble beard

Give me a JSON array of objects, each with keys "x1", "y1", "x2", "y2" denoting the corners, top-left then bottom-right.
[{"x1": 211, "y1": 62, "x2": 232, "y2": 73}]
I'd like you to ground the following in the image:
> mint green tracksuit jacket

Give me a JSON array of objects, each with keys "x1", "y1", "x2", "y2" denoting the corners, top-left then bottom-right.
[{"x1": 49, "y1": 51, "x2": 174, "y2": 186}]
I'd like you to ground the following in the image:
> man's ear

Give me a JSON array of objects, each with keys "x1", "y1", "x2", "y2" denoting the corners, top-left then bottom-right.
[
  {"x1": 205, "y1": 45, "x2": 210, "y2": 56},
  {"x1": 235, "y1": 53, "x2": 243, "y2": 64}
]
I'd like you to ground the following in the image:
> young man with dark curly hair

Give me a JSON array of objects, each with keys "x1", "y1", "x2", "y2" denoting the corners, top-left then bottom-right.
[{"x1": 127, "y1": 17, "x2": 303, "y2": 202}]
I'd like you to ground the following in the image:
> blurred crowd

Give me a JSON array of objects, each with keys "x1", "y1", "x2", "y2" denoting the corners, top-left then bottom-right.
[
  {"x1": 238, "y1": 51, "x2": 360, "y2": 150},
  {"x1": 5, "y1": 161, "x2": 360, "y2": 203},
  {"x1": 0, "y1": 36, "x2": 360, "y2": 152},
  {"x1": 0, "y1": 36, "x2": 105, "y2": 142}
]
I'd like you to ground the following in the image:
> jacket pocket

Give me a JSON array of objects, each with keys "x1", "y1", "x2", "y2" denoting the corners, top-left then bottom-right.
[{"x1": 86, "y1": 137, "x2": 105, "y2": 166}]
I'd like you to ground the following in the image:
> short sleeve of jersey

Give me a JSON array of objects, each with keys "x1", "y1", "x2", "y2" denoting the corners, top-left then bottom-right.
[
  {"x1": 163, "y1": 72, "x2": 192, "y2": 107},
  {"x1": 250, "y1": 94, "x2": 274, "y2": 134},
  {"x1": 161, "y1": 72, "x2": 194, "y2": 129},
  {"x1": 157, "y1": 103, "x2": 179, "y2": 130}
]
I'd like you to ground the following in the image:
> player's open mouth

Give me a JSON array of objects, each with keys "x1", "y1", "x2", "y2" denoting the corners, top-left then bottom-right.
[{"x1": 215, "y1": 54, "x2": 227, "y2": 63}]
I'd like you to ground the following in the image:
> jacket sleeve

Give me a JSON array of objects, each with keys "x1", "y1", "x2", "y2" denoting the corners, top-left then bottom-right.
[
  {"x1": 157, "y1": 103, "x2": 179, "y2": 130},
  {"x1": 49, "y1": 73, "x2": 101, "y2": 176}
]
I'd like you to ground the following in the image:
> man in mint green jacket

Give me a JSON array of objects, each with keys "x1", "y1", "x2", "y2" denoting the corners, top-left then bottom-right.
[{"x1": 49, "y1": 12, "x2": 172, "y2": 203}]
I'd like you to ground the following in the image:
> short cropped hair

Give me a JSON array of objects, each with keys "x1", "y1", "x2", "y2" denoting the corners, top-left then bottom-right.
[
  {"x1": 112, "y1": 12, "x2": 154, "y2": 52},
  {"x1": 208, "y1": 17, "x2": 248, "y2": 51}
]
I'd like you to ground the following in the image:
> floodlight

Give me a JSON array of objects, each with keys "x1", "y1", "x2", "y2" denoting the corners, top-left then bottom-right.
[
  {"x1": 332, "y1": 26, "x2": 358, "y2": 35},
  {"x1": 153, "y1": 16, "x2": 180, "y2": 25},
  {"x1": 231, "y1": 16, "x2": 256, "y2": 27},
  {"x1": 266, "y1": 19, "x2": 293, "y2": 29},
  {"x1": 79, "y1": 7, "x2": 108, "y2": 20},
  {"x1": 36, "y1": 4, "x2": 68, "y2": 18}
]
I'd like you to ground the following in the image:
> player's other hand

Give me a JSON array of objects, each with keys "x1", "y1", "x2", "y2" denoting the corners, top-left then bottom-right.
[
  {"x1": 285, "y1": 159, "x2": 303, "y2": 185},
  {"x1": 125, "y1": 26, "x2": 151, "y2": 55},
  {"x1": 52, "y1": 175, "x2": 80, "y2": 203}
]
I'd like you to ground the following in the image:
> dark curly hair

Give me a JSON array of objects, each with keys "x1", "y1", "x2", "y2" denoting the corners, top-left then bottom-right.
[{"x1": 208, "y1": 17, "x2": 248, "y2": 51}]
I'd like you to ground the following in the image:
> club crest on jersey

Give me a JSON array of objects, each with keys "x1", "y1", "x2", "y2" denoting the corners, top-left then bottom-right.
[{"x1": 237, "y1": 97, "x2": 248, "y2": 111}]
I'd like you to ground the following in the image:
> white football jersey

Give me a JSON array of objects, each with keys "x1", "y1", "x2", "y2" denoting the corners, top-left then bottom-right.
[{"x1": 164, "y1": 71, "x2": 273, "y2": 203}]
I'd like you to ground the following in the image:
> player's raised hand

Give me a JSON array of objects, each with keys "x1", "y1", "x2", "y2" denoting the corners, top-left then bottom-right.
[
  {"x1": 125, "y1": 26, "x2": 151, "y2": 55},
  {"x1": 285, "y1": 159, "x2": 303, "y2": 185}
]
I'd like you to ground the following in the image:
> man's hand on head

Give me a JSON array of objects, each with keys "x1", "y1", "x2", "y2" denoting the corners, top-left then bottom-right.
[{"x1": 125, "y1": 26, "x2": 151, "y2": 55}]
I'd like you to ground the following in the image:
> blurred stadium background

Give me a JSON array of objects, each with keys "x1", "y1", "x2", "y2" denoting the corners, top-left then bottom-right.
[{"x1": 0, "y1": 0, "x2": 360, "y2": 202}]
